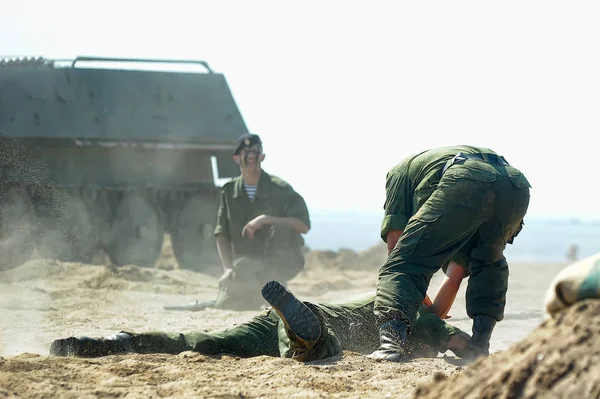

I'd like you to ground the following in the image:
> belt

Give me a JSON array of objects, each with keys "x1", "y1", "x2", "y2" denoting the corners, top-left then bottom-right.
[{"x1": 442, "y1": 152, "x2": 509, "y2": 174}]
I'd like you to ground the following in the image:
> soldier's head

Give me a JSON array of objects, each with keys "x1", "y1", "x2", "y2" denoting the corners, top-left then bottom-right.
[{"x1": 233, "y1": 133, "x2": 265, "y2": 171}]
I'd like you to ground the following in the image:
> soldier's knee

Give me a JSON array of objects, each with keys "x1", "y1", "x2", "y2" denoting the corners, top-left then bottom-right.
[
  {"x1": 266, "y1": 225, "x2": 299, "y2": 244},
  {"x1": 470, "y1": 244, "x2": 506, "y2": 264},
  {"x1": 266, "y1": 227, "x2": 304, "y2": 258}
]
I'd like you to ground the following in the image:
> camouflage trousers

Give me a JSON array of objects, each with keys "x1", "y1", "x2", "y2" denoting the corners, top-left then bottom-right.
[
  {"x1": 375, "y1": 159, "x2": 531, "y2": 329},
  {"x1": 120, "y1": 292, "x2": 463, "y2": 360},
  {"x1": 215, "y1": 225, "x2": 305, "y2": 310}
]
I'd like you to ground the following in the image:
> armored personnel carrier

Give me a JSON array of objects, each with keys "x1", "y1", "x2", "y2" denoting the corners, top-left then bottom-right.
[{"x1": 0, "y1": 56, "x2": 247, "y2": 274}]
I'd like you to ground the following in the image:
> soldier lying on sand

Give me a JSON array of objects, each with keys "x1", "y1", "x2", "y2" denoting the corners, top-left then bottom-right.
[{"x1": 50, "y1": 281, "x2": 471, "y2": 362}]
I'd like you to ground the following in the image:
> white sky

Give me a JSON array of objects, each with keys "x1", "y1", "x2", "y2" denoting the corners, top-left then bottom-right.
[{"x1": 2, "y1": 1, "x2": 600, "y2": 219}]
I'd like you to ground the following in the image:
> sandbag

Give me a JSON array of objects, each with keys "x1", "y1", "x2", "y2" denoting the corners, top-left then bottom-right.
[{"x1": 544, "y1": 252, "x2": 600, "y2": 318}]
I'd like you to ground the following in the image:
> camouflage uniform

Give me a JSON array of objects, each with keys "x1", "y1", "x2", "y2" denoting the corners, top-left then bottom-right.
[
  {"x1": 375, "y1": 146, "x2": 531, "y2": 342},
  {"x1": 82, "y1": 292, "x2": 464, "y2": 360},
  {"x1": 214, "y1": 170, "x2": 310, "y2": 310}
]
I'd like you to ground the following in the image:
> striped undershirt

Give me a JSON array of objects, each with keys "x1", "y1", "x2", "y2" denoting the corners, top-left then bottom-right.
[{"x1": 244, "y1": 183, "x2": 258, "y2": 200}]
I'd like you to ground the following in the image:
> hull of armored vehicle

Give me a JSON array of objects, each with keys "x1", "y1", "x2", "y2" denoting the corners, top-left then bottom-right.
[{"x1": 0, "y1": 56, "x2": 246, "y2": 274}]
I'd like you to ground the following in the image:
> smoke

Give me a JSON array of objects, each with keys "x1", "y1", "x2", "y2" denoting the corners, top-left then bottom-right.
[
  {"x1": 0, "y1": 61, "x2": 245, "y2": 358},
  {"x1": 0, "y1": 58, "x2": 245, "y2": 274},
  {"x1": 0, "y1": 256, "x2": 57, "y2": 357}
]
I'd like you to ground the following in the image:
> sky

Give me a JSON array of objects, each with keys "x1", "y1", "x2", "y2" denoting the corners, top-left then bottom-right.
[{"x1": 2, "y1": 1, "x2": 600, "y2": 219}]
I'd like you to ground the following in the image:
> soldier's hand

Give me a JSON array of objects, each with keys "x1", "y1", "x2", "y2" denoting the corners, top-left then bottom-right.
[
  {"x1": 242, "y1": 215, "x2": 269, "y2": 239},
  {"x1": 218, "y1": 269, "x2": 236, "y2": 288}
]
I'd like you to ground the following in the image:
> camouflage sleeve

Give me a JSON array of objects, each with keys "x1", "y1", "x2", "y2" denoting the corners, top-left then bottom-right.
[
  {"x1": 380, "y1": 166, "x2": 411, "y2": 242},
  {"x1": 213, "y1": 189, "x2": 230, "y2": 237},
  {"x1": 282, "y1": 189, "x2": 311, "y2": 230}
]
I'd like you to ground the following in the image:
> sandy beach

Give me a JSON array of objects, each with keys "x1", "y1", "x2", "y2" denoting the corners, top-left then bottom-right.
[{"x1": 0, "y1": 237, "x2": 569, "y2": 398}]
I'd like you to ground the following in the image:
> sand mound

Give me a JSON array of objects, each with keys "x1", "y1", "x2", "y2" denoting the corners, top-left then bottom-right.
[
  {"x1": 414, "y1": 299, "x2": 600, "y2": 399},
  {"x1": 305, "y1": 242, "x2": 387, "y2": 271},
  {"x1": 79, "y1": 264, "x2": 188, "y2": 292}
]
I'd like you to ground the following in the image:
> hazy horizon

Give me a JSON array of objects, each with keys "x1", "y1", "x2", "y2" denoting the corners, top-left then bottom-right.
[{"x1": 303, "y1": 210, "x2": 600, "y2": 264}]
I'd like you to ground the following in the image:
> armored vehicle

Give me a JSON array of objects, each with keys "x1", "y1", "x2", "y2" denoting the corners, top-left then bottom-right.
[{"x1": 0, "y1": 56, "x2": 247, "y2": 274}]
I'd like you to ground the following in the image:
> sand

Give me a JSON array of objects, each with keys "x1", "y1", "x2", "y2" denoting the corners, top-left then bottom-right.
[
  {"x1": 414, "y1": 299, "x2": 600, "y2": 399},
  {"x1": 0, "y1": 237, "x2": 569, "y2": 398}
]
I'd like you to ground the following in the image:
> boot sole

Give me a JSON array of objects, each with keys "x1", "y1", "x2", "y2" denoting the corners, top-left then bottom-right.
[
  {"x1": 261, "y1": 280, "x2": 321, "y2": 344},
  {"x1": 50, "y1": 337, "x2": 81, "y2": 357}
]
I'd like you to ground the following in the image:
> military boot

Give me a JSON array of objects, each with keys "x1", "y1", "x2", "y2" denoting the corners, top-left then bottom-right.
[
  {"x1": 49, "y1": 332, "x2": 133, "y2": 357},
  {"x1": 367, "y1": 318, "x2": 410, "y2": 362},
  {"x1": 445, "y1": 330, "x2": 473, "y2": 359},
  {"x1": 467, "y1": 314, "x2": 497, "y2": 359},
  {"x1": 261, "y1": 280, "x2": 322, "y2": 360}
]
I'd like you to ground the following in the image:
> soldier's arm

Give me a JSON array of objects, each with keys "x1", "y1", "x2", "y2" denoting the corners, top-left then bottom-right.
[
  {"x1": 273, "y1": 188, "x2": 311, "y2": 234},
  {"x1": 431, "y1": 261, "x2": 466, "y2": 319},
  {"x1": 381, "y1": 168, "x2": 411, "y2": 244},
  {"x1": 216, "y1": 235, "x2": 234, "y2": 271},
  {"x1": 386, "y1": 230, "x2": 403, "y2": 255},
  {"x1": 422, "y1": 294, "x2": 433, "y2": 308},
  {"x1": 214, "y1": 190, "x2": 234, "y2": 271},
  {"x1": 242, "y1": 213, "x2": 309, "y2": 239},
  {"x1": 242, "y1": 180, "x2": 311, "y2": 236},
  {"x1": 262, "y1": 216, "x2": 309, "y2": 234}
]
